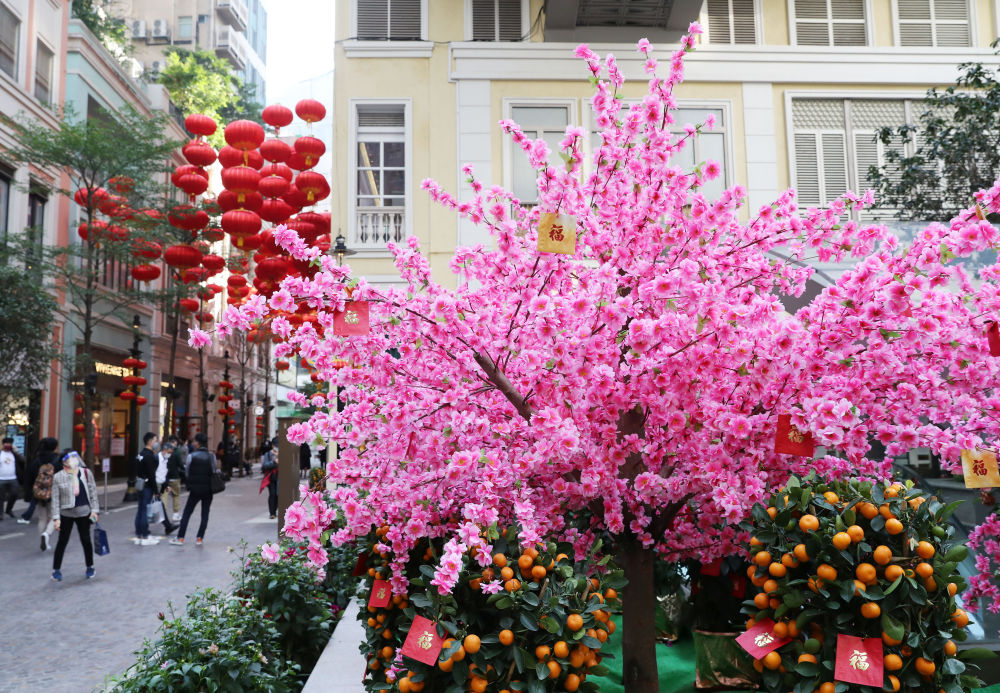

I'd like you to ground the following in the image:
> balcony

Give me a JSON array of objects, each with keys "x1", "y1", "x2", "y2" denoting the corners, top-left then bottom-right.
[
  {"x1": 353, "y1": 208, "x2": 405, "y2": 250},
  {"x1": 544, "y1": 0, "x2": 703, "y2": 43},
  {"x1": 215, "y1": 0, "x2": 248, "y2": 33},
  {"x1": 214, "y1": 27, "x2": 247, "y2": 70}
]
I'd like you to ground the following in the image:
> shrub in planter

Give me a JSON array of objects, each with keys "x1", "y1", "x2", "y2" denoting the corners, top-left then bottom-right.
[
  {"x1": 358, "y1": 526, "x2": 623, "y2": 693},
  {"x1": 741, "y1": 475, "x2": 989, "y2": 693},
  {"x1": 107, "y1": 588, "x2": 299, "y2": 692}
]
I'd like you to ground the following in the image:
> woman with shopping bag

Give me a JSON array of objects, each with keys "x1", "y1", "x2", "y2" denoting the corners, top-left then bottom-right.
[{"x1": 49, "y1": 451, "x2": 99, "y2": 581}]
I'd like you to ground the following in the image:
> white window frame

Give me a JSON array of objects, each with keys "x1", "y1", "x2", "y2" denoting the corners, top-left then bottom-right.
[
  {"x1": 0, "y1": 1, "x2": 23, "y2": 84},
  {"x1": 890, "y1": 0, "x2": 975, "y2": 48},
  {"x1": 786, "y1": 0, "x2": 875, "y2": 47},
  {"x1": 351, "y1": 0, "x2": 428, "y2": 41},
  {"x1": 33, "y1": 37, "x2": 54, "y2": 103},
  {"x1": 784, "y1": 90, "x2": 928, "y2": 217},
  {"x1": 347, "y1": 98, "x2": 413, "y2": 255},
  {"x1": 464, "y1": 0, "x2": 530, "y2": 41},
  {"x1": 703, "y1": 0, "x2": 764, "y2": 45},
  {"x1": 501, "y1": 98, "x2": 577, "y2": 205}
]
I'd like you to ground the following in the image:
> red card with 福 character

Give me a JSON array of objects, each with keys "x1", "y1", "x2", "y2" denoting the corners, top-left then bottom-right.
[
  {"x1": 775, "y1": 414, "x2": 815, "y2": 456},
  {"x1": 401, "y1": 615, "x2": 444, "y2": 665},
  {"x1": 987, "y1": 323, "x2": 1000, "y2": 356},
  {"x1": 834, "y1": 634, "x2": 883, "y2": 687},
  {"x1": 334, "y1": 301, "x2": 370, "y2": 336},
  {"x1": 735, "y1": 619, "x2": 791, "y2": 658},
  {"x1": 368, "y1": 579, "x2": 391, "y2": 608},
  {"x1": 351, "y1": 552, "x2": 368, "y2": 577}
]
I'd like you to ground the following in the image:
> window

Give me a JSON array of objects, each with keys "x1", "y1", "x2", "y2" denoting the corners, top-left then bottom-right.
[
  {"x1": 0, "y1": 165, "x2": 11, "y2": 253},
  {"x1": 34, "y1": 41, "x2": 53, "y2": 102},
  {"x1": 25, "y1": 191, "x2": 45, "y2": 276},
  {"x1": 357, "y1": 0, "x2": 422, "y2": 40},
  {"x1": 510, "y1": 104, "x2": 571, "y2": 203},
  {"x1": 791, "y1": 98, "x2": 911, "y2": 218},
  {"x1": 896, "y1": 0, "x2": 970, "y2": 47},
  {"x1": 706, "y1": 0, "x2": 757, "y2": 44},
  {"x1": 471, "y1": 0, "x2": 522, "y2": 40},
  {"x1": 793, "y1": 0, "x2": 867, "y2": 46},
  {"x1": 0, "y1": 3, "x2": 19, "y2": 79},
  {"x1": 177, "y1": 16, "x2": 193, "y2": 40},
  {"x1": 353, "y1": 104, "x2": 407, "y2": 248}
]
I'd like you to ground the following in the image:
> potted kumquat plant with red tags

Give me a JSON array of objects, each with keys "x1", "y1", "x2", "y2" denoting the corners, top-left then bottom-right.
[{"x1": 739, "y1": 474, "x2": 994, "y2": 693}]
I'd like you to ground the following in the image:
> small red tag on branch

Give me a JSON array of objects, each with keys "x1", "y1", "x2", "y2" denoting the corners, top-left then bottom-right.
[
  {"x1": 400, "y1": 615, "x2": 444, "y2": 665},
  {"x1": 368, "y1": 579, "x2": 391, "y2": 608},
  {"x1": 834, "y1": 634, "x2": 883, "y2": 687},
  {"x1": 775, "y1": 414, "x2": 815, "y2": 457},
  {"x1": 735, "y1": 619, "x2": 791, "y2": 659},
  {"x1": 351, "y1": 552, "x2": 368, "y2": 577},
  {"x1": 334, "y1": 301, "x2": 370, "y2": 336},
  {"x1": 987, "y1": 322, "x2": 1000, "y2": 356}
]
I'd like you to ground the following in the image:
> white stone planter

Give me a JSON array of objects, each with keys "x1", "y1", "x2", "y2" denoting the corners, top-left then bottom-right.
[{"x1": 302, "y1": 599, "x2": 367, "y2": 693}]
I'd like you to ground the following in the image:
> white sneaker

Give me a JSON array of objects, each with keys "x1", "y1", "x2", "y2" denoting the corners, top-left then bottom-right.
[
  {"x1": 132, "y1": 537, "x2": 142, "y2": 545},
  {"x1": 172, "y1": 513, "x2": 181, "y2": 522},
  {"x1": 16, "y1": 518, "x2": 29, "y2": 524},
  {"x1": 169, "y1": 538, "x2": 184, "y2": 545},
  {"x1": 140, "y1": 537, "x2": 160, "y2": 546},
  {"x1": 41, "y1": 533, "x2": 50, "y2": 551}
]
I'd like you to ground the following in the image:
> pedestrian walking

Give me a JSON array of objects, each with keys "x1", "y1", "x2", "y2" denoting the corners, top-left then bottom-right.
[
  {"x1": 0, "y1": 437, "x2": 25, "y2": 519},
  {"x1": 259, "y1": 439, "x2": 278, "y2": 519},
  {"x1": 299, "y1": 441, "x2": 311, "y2": 480},
  {"x1": 21, "y1": 437, "x2": 59, "y2": 549},
  {"x1": 134, "y1": 432, "x2": 177, "y2": 545},
  {"x1": 164, "y1": 437, "x2": 185, "y2": 523},
  {"x1": 49, "y1": 451, "x2": 99, "y2": 581},
  {"x1": 171, "y1": 433, "x2": 216, "y2": 546}
]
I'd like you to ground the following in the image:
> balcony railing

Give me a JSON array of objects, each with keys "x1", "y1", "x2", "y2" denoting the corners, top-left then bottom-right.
[
  {"x1": 216, "y1": 0, "x2": 248, "y2": 32},
  {"x1": 353, "y1": 207, "x2": 405, "y2": 250},
  {"x1": 214, "y1": 27, "x2": 247, "y2": 70}
]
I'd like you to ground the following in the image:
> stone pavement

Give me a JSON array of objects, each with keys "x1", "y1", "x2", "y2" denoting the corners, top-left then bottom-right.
[{"x1": 0, "y1": 474, "x2": 279, "y2": 693}]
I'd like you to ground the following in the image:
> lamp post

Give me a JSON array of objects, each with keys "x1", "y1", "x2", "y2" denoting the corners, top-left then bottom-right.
[
  {"x1": 123, "y1": 314, "x2": 142, "y2": 502},
  {"x1": 220, "y1": 349, "x2": 231, "y2": 478},
  {"x1": 331, "y1": 234, "x2": 354, "y2": 466}
]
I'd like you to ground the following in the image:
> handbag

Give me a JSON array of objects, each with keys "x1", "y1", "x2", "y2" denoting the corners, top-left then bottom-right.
[
  {"x1": 93, "y1": 523, "x2": 110, "y2": 556},
  {"x1": 210, "y1": 471, "x2": 226, "y2": 494},
  {"x1": 147, "y1": 498, "x2": 164, "y2": 524}
]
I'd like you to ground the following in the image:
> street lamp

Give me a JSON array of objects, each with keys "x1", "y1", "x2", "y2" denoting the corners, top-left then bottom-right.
[
  {"x1": 123, "y1": 314, "x2": 142, "y2": 502},
  {"x1": 333, "y1": 232, "x2": 355, "y2": 267}
]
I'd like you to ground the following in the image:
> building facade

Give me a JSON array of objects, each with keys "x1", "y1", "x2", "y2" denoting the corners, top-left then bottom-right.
[
  {"x1": 112, "y1": 0, "x2": 267, "y2": 103},
  {"x1": 332, "y1": 0, "x2": 1000, "y2": 290}
]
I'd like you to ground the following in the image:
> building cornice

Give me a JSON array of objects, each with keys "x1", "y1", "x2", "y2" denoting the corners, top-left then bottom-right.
[
  {"x1": 0, "y1": 70, "x2": 61, "y2": 129},
  {"x1": 67, "y1": 20, "x2": 154, "y2": 114},
  {"x1": 343, "y1": 40, "x2": 435, "y2": 58},
  {"x1": 447, "y1": 42, "x2": 1000, "y2": 85}
]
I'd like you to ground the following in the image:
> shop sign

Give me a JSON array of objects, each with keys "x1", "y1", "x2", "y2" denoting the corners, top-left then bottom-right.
[
  {"x1": 95, "y1": 361, "x2": 130, "y2": 378},
  {"x1": 110, "y1": 438, "x2": 125, "y2": 456}
]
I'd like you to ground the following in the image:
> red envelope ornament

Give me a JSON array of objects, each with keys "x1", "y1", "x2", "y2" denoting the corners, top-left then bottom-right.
[
  {"x1": 401, "y1": 615, "x2": 444, "y2": 665},
  {"x1": 334, "y1": 301, "x2": 370, "y2": 336},
  {"x1": 775, "y1": 414, "x2": 815, "y2": 457},
  {"x1": 368, "y1": 579, "x2": 391, "y2": 608},
  {"x1": 700, "y1": 558, "x2": 722, "y2": 576},
  {"x1": 729, "y1": 574, "x2": 747, "y2": 599},
  {"x1": 351, "y1": 552, "x2": 368, "y2": 577},
  {"x1": 834, "y1": 634, "x2": 883, "y2": 687},
  {"x1": 537, "y1": 213, "x2": 577, "y2": 255},
  {"x1": 987, "y1": 322, "x2": 1000, "y2": 357},
  {"x1": 735, "y1": 619, "x2": 792, "y2": 659}
]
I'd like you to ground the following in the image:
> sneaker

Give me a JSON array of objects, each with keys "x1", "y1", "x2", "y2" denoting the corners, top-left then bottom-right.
[
  {"x1": 40, "y1": 533, "x2": 48, "y2": 551},
  {"x1": 164, "y1": 522, "x2": 178, "y2": 535},
  {"x1": 16, "y1": 517, "x2": 29, "y2": 524},
  {"x1": 172, "y1": 513, "x2": 181, "y2": 522},
  {"x1": 140, "y1": 537, "x2": 160, "y2": 546},
  {"x1": 269, "y1": 514, "x2": 276, "y2": 519},
  {"x1": 195, "y1": 538, "x2": 203, "y2": 546},
  {"x1": 169, "y1": 538, "x2": 184, "y2": 546},
  {"x1": 51, "y1": 570, "x2": 62, "y2": 582},
  {"x1": 85, "y1": 566, "x2": 95, "y2": 579}
]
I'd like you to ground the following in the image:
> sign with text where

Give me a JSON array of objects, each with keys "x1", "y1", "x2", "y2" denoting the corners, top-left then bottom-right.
[
  {"x1": 960, "y1": 449, "x2": 1000, "y2": 489},
  {"x1": 537, "y1": 212, "x2": 577, "y2": 255},
  {"x1": 334, "y1": 301, "x2": 370, "y2": 336},
  {"x1": 400, "y1": 615, "x2": 443, "y2": 666},
  {"x1": 368, "y1": 578, "x2": 391, "y2": 608},
  {"x1": 834, "y1": 634, "x2": 883, "y2": 687},
  {"x1": 774, "y1": 414, "x2": 815, "y2": 457},
  {"x1": 110, "y1": 438, "x2": 125, "y2": 456},
  {"x1": 735, "y1": 619, "x2": 791, "y2": 659}
]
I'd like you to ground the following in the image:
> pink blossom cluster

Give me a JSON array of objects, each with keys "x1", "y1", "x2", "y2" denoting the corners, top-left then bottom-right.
[
  {"x1": 967, "y1": 512, "x2": 1000, "y2": 614},
  {"x1": 209, "y1": 34, "x2": 1000, "y2": 599}
]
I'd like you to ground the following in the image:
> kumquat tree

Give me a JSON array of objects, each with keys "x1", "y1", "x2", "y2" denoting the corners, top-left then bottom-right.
[{"x1": 198, "y1": 27, "x2": 1000, "y2": 691}]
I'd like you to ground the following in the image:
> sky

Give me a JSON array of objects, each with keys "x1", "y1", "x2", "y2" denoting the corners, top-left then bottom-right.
[{"x1": 262, "y1": 0, "x2": 335, "y2": 103}]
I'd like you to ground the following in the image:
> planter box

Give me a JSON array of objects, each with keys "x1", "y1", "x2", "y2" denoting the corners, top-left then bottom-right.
[
  {"x1": 302, "y1": 599, "x2": 366, "y2": 693},
  {"x1": 693, "y1": 629, "x2": 759, "y2": 691}
]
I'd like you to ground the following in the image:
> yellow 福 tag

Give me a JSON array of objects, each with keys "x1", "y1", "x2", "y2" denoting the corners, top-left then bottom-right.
[
  {"x1": 960, "y1": 449, "x2": 1000, "y2": 488},
  {"x1": 537, "y1": 213, "x2": 577, "y2": 255}
]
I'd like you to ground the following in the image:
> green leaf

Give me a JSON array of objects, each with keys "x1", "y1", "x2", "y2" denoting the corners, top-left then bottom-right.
[
  {"x1": 944, "y1": 545, "x2": 968, "y2": 562},
  {"x1": 881, "y1": 613, "x2": 905, "y2": 641},
  {"x1": 941, "y1": 658, "x2": 966, "y2": 675},
  {"x1": 795, "y1": 661, "x2": 819, "y2": 677},
  {"x1": 519, "y1": 612, "x2": 540, "y2": 631},
  {"x1": 883, "y1": 575, "x2": 903, "y2": 596},
  {"x1": 540, "y1": 616, "x2": 561, "y2": 633},
  {"x1": 958, "y1": 648, "x2": 998, "y2": 660}
]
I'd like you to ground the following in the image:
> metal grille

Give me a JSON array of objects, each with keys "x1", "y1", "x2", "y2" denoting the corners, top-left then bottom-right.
[
  {"x1": 357, "y1": 0, "x2": 421, "y2": 40},
  {"x1": 792, "y1": 100, "x2": 845, "y2": 129},
  {"x1": 851, "y1": 100, "x2": 906, "y2": 130},
  {"x1": 472, "y1": 0, "x2": 522, "y2": 40},
  {"x1": 576, "y1": 0, "x2": 671, "y2": 27},
  {"x1": 707, "y1": 0, "x2": 757, "y2": 44},
  {"x1": 358, "y1": 105, "x2": 405, "y2": 129}
]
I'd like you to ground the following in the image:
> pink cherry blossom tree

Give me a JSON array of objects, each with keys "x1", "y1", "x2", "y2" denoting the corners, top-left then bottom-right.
[{"x1": 201, "y1": 29, "x2": 1000, "y2": 691}]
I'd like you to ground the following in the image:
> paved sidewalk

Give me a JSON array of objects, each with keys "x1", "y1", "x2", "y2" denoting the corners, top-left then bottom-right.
[{"x1": 0, "y1": 474, "x2": 278, "y2": 693}]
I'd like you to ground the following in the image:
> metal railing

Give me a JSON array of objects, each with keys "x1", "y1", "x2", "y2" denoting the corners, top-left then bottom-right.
[{"x1": 353, "y1": 207, "x2": 405, "y2": 249}]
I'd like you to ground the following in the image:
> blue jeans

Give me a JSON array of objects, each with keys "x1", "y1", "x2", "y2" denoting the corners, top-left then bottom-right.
[
  {"x1": 134, "y1": 485, "x2": 153, "y2": 538},
  {"x1": 20, "y1": 498, "x2": 36, "y2": 520}
]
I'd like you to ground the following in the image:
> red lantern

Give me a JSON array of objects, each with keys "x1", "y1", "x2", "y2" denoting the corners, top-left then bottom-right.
[
  {"x1": 218, "y1": 394, "x2": 232, "y2": 403},
  {"x1": 74, "y1": 423, "x2": 86, "y2": 432},
  {"x1": 123, "y1": 357, "x2": 139, "y2": 368},
  {"x1": 171, "y1": 164, "x2": 206, "y2": 187},
  {"x1": 260, "y1": 139, "x2": 291, "y2": 163},
  {"x1": 262, "y1": 103, "x2": 294, "y2": 131},
  {"x1": 224, "y1": 120, "x2": 266, "y2": 151},
  {"x1": 136, "y1": 360, "x2": 147, "y2": 370},
  {"x1": 176, "y1": 172, "x2": 209, "y2": 198},
  {"x1": 219, "y1": 380, "x2": 234, "y2": 389},
  {"x1": 227, "y1": 274, "x2": 248, "y2": 289},
  {"x1": 229, "y1": 285, "x2": 251, "y2": 299},
  {"x1": 181, "y1": 267, "x2": 209, "y2": 284},
  {"x1": 122, "y1": 375, "x2": 142, "y2": 386},
  {"x1": 185, "y1": 114, "x2": 217, "y2": 138},
  {"x1": 97, "y1": 193, "x2": 127, "y2": 216},
  {"x1": 221, "y1": 209, "x2": 262, "y2": 246},
  {"x1": 282, "y1": 185, "x2": 308, "y2": 210},
  {"x1": 239, "y1": 234, "x2": 263, "y2": 251},
  {"x1": 286, "y1": 218, "x2": 320, "y2": 242},
  {"x1": 295, "y1": 99, "x2": 326, "y2": 123},
  {"x1": 295, "y1": 171, "x2": 328, "y2": 203},
  {"x1": 196, "y1": 311, "x2": 214, "y2": 324},
  {"x1": 275, "y1": 360, "x2": 290, "y2": 371},
  {"x1": 219, "y1": 190, "x2": 263, "y2": 213},
  {"x1": 132, "y1": 208, "x2": 163, "y2": 229},
  {"x1": 228, "y1": 255, "x2": 250, "y2": 275},
  {"x1": 73, "y1": 186, "x2": 109, "y2": 208},
  {"x1": 294, "y1": 136, "x2": 326, "y2": 167},
  {"x1": 253, "y1": 277, "x2": 280, "y2": 296},
  {"x1": 109, "y1": 175, "x2": 135, "y2": 194},
  {"x1": 77, "y1": 220, "x2": 107, "y2": 242},
  {"x1": 201, "y1": 254, "x2": 225, "y2": 272},
  {"x1": 178, "y1": 298, "x2": 200, "y2": 313},
  {"x1": 135, "y1": 396, "x2": 147, "y2": 407},
  {"x1": 182, "y1": 140, "x2": 217, "y2": 167},
  {"x1": 202, "y1": 227, "x2": 225, "y2": 243},
  {"x1": 131, "y1": 240, "x2": 161, "y2": 260},
  {"x1": 255, "y1": 256, "x2": 289, "y2": 281},
  {"x1": 74, "y1": 408, "x2": 83, "y2": 416},
  {"x1": 206, "y1": 283, "x2": 224, "y2": 295},
  {"x1": 163, "y1": 244, "x2": 203, "y2": 270},
  {"x1": 286, "y1": 151, "x2": 312, "y2": 171},
  {"x1": 221, "y1": 166, "x2": 261, "y2": 204},
  {"x1": 258, "y1": 174, "x2": 290, "y2": 198},
  {"x1": 131, "y1": 264, "x2": 161, "y2": 283},
  {"x1": 168, "y1": 205, "x2": 209, "y2": 231},
  {"x1": 259, "y1": 198, "x2": 294, "y2": 224},
  {"x1": 119, "y1": 391, "x2": 137, "y2": 401},
  {"x1": 261, "y1": 163, "x2": 293, "y2": 181}
]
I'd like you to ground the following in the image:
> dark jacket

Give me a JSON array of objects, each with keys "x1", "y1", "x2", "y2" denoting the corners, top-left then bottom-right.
[
  {"x1": 186, "y1": 448, "x2": 217, "y2": 496},
  {"x1": 136, "y1": 448, "x2": 157, "y2": 490},
  {"x1": 23, "y1": 450, "x2": 59, "y2": 501},
  {"x1": 166, "y1": 447, "x2": 185, "y2": 481}
]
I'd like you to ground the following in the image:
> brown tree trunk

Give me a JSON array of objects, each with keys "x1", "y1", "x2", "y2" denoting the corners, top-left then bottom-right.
[{"x1": 618, "y1": 537, "x2": 659, "y2": 693}]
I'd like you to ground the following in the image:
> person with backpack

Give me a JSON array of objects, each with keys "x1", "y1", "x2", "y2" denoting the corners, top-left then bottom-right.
[
  {"x1": 170, "y1": 433, "x2": 218, "y2": 546},
  {"x1": 49, "y1": 451, "x2": 99, "y2": 581},
  {"x1": 163, "y1": 437, "x2": 185, "y2": 523},
  {"x1": 0, "y1": 437, "x2": 26, "y2": 519},
  {"x1": 134, "y1": 432, "x2": 178, "y2": 545},
  {"x1": 22, "y1": 437, "x2": 59, "y2": 550},
  {"x1": 258, "y1": 438, "x2": 278, "y2": 519}
]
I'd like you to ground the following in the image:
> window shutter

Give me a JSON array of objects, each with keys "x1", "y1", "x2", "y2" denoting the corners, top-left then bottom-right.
[
  {"x1": 498, "y1": 0, "x2": 522, "y2": 40},
  {"x1": 795, "y1": 0, "x2": 866, "y2": 46},
  {"x1": 821, "y1": 133, "x2": 848, "y2": 203},
  {"x1": 358, "y1": 105, "x2": 406, "y2": 129},
  {"x1": 707, "y1": 0, "x2": 756, "y2": 44},
  {"x1": 389, "y1": 0, "x2": 422, "y2": 39},
  {"x1": 358, "y1": 0, "x2": 389, "y2": 39},
  {"x1": 898, "y1": 0, "x2": 969, "y2": 47},
  {"x1": 794, "y1": 133, "x2": 821, "y2": 206},
  {"x1": 731, "y1": 0, "x2": 756, "y2": 43},
  {"x1": 471, "y1": 0, "x2": 496, "y2": 40},
  {"x1": 707, "y1": 0, "x2": 732, "y2": 43},
  {"x1": 472, "y1": 0, "x2": 521, "y2": 41}
]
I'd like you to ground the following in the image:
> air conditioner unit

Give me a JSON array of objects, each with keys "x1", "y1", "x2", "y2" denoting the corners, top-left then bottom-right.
[
  {"x1": 127, "y1": 57, "x2": 143, "y2": 79},
  {"x1": 131, "y1": 19, "x2": 146, "y2": 38},
  {"x1": 151, "y1": 19, "x2": 169, "y2": 38},
  {"x1": 150, "y1": 60, "x2": 162, "y2": 73}
]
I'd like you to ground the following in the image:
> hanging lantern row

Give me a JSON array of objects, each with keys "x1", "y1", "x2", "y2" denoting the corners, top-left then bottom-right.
[{"x1": 119, "y1": 355, "x2": 148, "y2": 407}]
